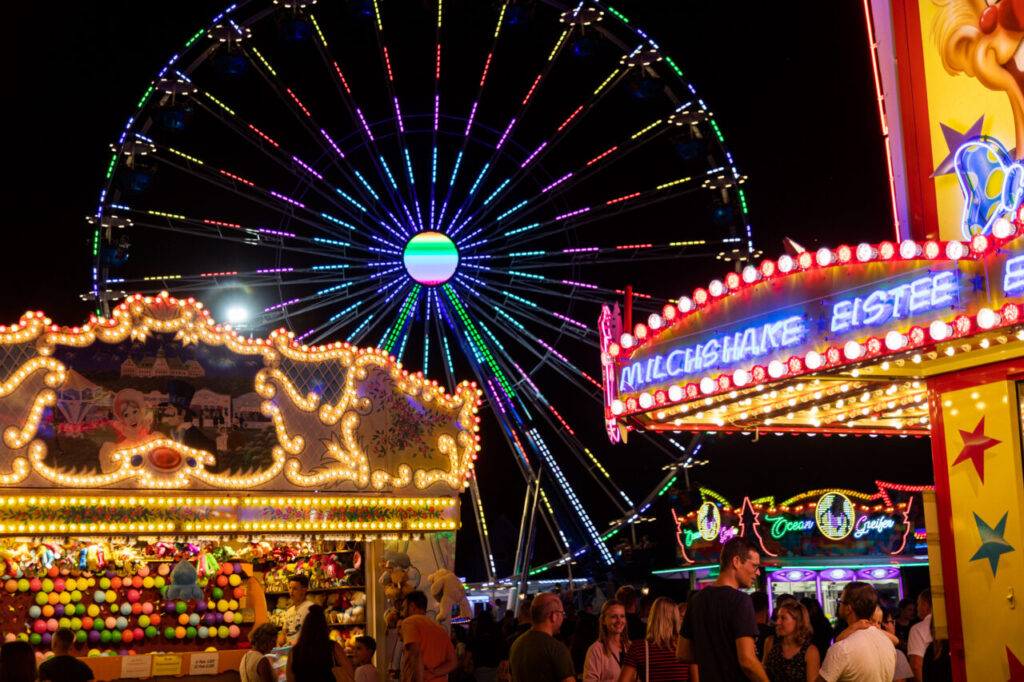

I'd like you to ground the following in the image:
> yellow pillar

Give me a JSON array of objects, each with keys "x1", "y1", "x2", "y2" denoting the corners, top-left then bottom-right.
[{"x1": 929, "y1": 362, "x2": 1024, "y2": 681}]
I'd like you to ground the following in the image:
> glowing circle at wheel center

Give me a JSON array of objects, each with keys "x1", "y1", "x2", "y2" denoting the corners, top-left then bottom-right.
[{"x1": 403, "y1": 231, "x2": 459, "y2": 285}]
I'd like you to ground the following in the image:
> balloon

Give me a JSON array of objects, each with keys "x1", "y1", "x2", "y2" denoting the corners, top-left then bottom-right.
[
  {"x1": 29, "y1": 579, "x2": 41, "y2": 592},
  {"x1": 131, "y1": 602, "x2": 142, "y2": 616},
  {"x1": 120, "y1": 603, "x2": 132, "y2": 616},
  {"x1": 46, "y1": 567, "x2": 59, "y2": 579},
  {"x1": 75, "y1": 604, "x2": 86, "y2": 616},
  {"x1": 216, "y1": 599, "x2": 228, "y2": 613},
  {"x1": 121, "y1": 629, "x2": 134, "y2": 643},
  {"x1": 142, "y1": 576, "x2": 155, "y2": 589},
  {"x1": 47, "y1": 593, "x2": 60, "y2": 606},
  {"x1": 228, "y1": 625, "x2": 240, "y2": 638},
  {"x1": 186, "y1": 626, "x2": 197, "y2": 639},
  {"x1": 233, "y1": 587, "x2": 246, "y2": 600},
  {"x1": 30, "y1": 633, "x2": 42, "y2": 645},
  {"x1": 110, "y1": 630, "x2": 122, "y2": 644},
  {"x1": 228, "y1": 599, "x2": 238, "y2": 611},
  {"x1": 132, "y1": 627, "x2": 144, "y2": 641},
  {"x1": 87, "y1": 604, "x2": 100, "y2": 618},
  {"x1": 58, "y1": 618, "x2": 71, "y2": 629},
  {"x1": 93, "y1": 591, "x2": 105, "y2": 604},
  {"x1": 127, "y1": 590, "x2": 140, "y2": 604},
  {"x1": 33, "y1": 620, "x2": 47, "y2": 634},
  {"x1": 194, "y1": 601, "x2": 207, "y2": 613},
  {"x1": 175, "y1": 626, "x2": 186, "y2": 639},
  {"x1": 145, "y1": 626, "x2": 158, "y2": 639},
  {"x1": 16, "y1": 579, "x2": 29, "y2": 592},
  {"x1": 75, "y1": 631, "x2": 86, "y2": 644},
  {"x1": 175, "y1": 601, "x2": 187, "y2": 614},
  {"x1": 228, "y1": 574, "x2": 241, "y2": 587},
  {"x1": 141, "y1": 602, "x2": 153, "y2": 615},
  {"x1": 28, "y1": 606, "x2": 41, "y2": 619},
  {"x1": 40, "y1": 632, "x2": 52, "y2": 646},
  {"x1": 178, "y1": 614, "x2": 189, "y2": 626},
  {"x1": 41, "y1": 606, "x2": 54, "y2": 618},
  {"x1": 188, "y1": 613, "x2": 200, "y2": 627},
  {"x1": 82, "y1": 617, "x2": 93, "y2": 630},
  {"x1": 223, "y1": 611, "x2": 235, "y2": 624},
  {"x1": 53, "y1": 578, "x2": 65, "y2": 592},
  {"x1": 131, "y1": 576, "x2": 143, "y2": 589},
  {"x1": 217, "y1": 625, "x2": 229, "y2": 639},
  {"x1": 65, "y1": 578, "x2": 77, "y2": 591},
  {"x1": 58, "y1": 592, "x2": 71, "y2": 605},
  {"x1": 158, "y1": 564, "x2": 170, "y2": 576},
  {"x1": 91, "y1": 619, "x2": 103, "y2": 632},
  {"x1": 4, "y1": 580, "x2": 17, "y2": 593},
  {"x1": 104, "y1": 617, "x2": 116, "y2": 630},
  {"x1": 197, "y1": 626, "x2": 209, "y2": 639},
  {"x1": 46, "y1": 619, "x2": 58, "y2": 633},
  {"x1": 164, "y1": 602, "x2": 176, "y2": 614},
  {"x1": 41, "y1": 579, "x2": 54, "y2": 592},
  {"x1": 138, "y1": 565, "x2": 150, "y2": 577},
  {"x1": 70, "y1": 590, "x2": 82, "y2": 603},
  {"x1": 138, "y1": 614, "x2": 150, "y2": 628},
  {"x1": 105, "y1": 590, "x2": 116, "y2": 604},
  {"x1": 98, "y1": 578, "x2": 110, "y2": 590},
  {"x1": 53, "y1": 605, "x2": 65, "y2": 618},
  {"x1": 110, "y1": 577, "x2": 122, "y2": 590},
  {"x1": 211, "y1": 587, "x2": 223, "y2": 600},
  {"x1": 149, "y1": 614, "x2": 161, "y2": 627},
  {"x1": 70, "y1": 618, "x2": 82, "y2": 631},
  {"x1": 215, "y1": 575, "x2": 228, "y2": 588},
  {"x1": 116, "y1": 617, "x2": 128, "y2": 631}
]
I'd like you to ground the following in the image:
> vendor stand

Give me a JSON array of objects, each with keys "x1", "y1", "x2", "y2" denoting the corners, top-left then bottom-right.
[
  {"x1": 0, "y1": 293, "x2": 479, "y2": 680},
  {"x1": 663, "y1": 483, "x2": 930, "y2": 620},
  {"x1": 600, "y1": 229, "x2": 1024, "y2": 680}
]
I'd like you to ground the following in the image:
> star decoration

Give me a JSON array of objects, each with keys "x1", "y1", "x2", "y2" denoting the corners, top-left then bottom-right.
[
  {"x1": 969, "y1": 511, "x2": 1015, "y2": 575},
  {"x1": 932, "y1": 116, "x2": 986, "y2": 177},
  {"x1": 1008, "y1": 647, "x2": 1024, "y2": 682},
  {"x1": 952, "y1": 417, "x2": 1000, "y2": 482}
]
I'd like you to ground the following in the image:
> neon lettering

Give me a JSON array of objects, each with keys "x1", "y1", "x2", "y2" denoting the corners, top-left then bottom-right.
[
  {"x1": 1005, "y1": 254, "x2": 1024, "y2": 295},
  {"x1": 665, "y1": 350, "x2": 686, "y2": 376},
  {"x1": 853, "y1": 514, "x2": 895, "y2": 539},
  {"x1": 831, "y1": 300, "x2": 853, "y2": 333},
  {"x1": 765, "y1": 514, "x2": 816, "y2": 539},
  {"x1": 829, "y1": 272, "x2": 959, "y2": 334}
]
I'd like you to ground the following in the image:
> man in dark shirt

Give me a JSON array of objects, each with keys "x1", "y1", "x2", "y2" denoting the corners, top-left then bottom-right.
[
  {"x1": 677, "y1": 537, "x2": 769, "y2": 682},
  {"x1": 39, "y1": 628, "x2": 93, "y2": 682},
  {"x1": 751, "y1": 591, "x2": 773, "y2": 658},
  {"x1": 509, "y1": 593, "x2": 575, "y2": 682}
]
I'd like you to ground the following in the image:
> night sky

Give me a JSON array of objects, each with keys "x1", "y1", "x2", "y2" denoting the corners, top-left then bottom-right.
[{"x1": 0, "y1": 1, "x2": 932, "y2": 580}]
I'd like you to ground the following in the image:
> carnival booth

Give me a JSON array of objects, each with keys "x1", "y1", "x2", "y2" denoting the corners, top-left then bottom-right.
[
  {"x1": 665, "y1": 483, "x2": 929, "y2": 620},
  {"x1": 0, "y1": 293, "x2": 479, "y2": 680},
  {"x1": 599, "y1": 228, "x2": 1024, "y2": 679}
]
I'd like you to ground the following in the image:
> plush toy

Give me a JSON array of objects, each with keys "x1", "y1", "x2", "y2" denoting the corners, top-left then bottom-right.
[
  {"x1": 427, "y1": 569, "x2": 472, "y2": 624},
  {"x1": 164, "y1": 560, "x2": 203, "y2": 601}
]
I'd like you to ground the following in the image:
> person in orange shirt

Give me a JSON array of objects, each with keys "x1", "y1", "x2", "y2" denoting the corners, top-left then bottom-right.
[{"x1": 400, "y1": 591, "x2": 457, "y2": 682}]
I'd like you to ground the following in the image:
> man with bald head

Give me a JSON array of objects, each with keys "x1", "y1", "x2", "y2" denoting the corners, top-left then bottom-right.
[{"x1": 509, "y1": 593, "x2": 575, "y2": 682}]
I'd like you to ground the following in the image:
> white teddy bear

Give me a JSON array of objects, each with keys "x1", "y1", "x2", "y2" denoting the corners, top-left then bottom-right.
[{"x1": 427, "y1": 568, "x2": 472, "y2": 624}]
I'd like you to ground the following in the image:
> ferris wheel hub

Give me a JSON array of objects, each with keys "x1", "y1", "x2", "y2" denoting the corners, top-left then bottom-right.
[{"x1": 403, "y1": 231, "x2": 459, "y2": 286}]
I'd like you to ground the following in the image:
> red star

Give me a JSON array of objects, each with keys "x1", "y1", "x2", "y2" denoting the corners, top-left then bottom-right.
[
  {"x1": 1009, "y1": 647, "x2": 1024, "y2": 682},
  {"x1": 952, "y1": 417, "x2": 1000, "y2": 483}
]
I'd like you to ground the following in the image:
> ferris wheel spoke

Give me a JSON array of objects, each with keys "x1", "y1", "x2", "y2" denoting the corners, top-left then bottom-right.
[
  {"x1": 192, "y1": 91, "x2": 411, "y2": 240},
  {"x1": 443, "y1": 22, "x2": 577, "y2": 239}
]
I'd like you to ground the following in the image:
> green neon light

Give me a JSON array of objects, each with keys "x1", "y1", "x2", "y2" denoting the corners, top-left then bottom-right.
[
  {"x1": 764, "y1": 514, "x2": 816, "y2": 539},
  {"x1": 664, "y1": 56, "x2": 684, "y2": 78},
  {"x1": 606, "y1": 6, "x2": 629, "y2": 23},
  {"x1": 136, "y1": 85, "x2": 154, "y2": 110},
  {"x1": 442, "y1": 285, "x2": 516, "y2": 399},
  {"x1": 709, "y1": 118, "x2": 724, "y2": 142},
  {"x1": 184, "y1": 28, "x2": 205, "y2": 48},
  {"x1": 764, "y1": 562, "x2": 930, "y2": 573},
  {"x1": 652, "y1": 565, "x2": 719, "y2": 575},
  {"x1": 382, "y1": 285, "x2": 421, "y2": 352},
  {"x1": 657, "y1": 476, "x2": 677, "y2": 497},
  {"x1": 105, "y1": 153, "x2": 118, "y2": 180}
]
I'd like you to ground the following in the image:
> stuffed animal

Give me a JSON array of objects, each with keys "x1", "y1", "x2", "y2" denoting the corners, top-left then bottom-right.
[
  {"x1": 164, "y1": 559, "x2": 204, "y2": 601},
  {"x1": 427, "y1": 569, "x2": 472, "y2": 624}
]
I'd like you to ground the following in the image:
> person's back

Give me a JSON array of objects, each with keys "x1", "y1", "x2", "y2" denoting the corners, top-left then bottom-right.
[
  {"x1": 818, "y1": 627, "x2": 896, "y2": 682},
  {"x1": 683, "y1": 585, "x2": 759, "y2": 680},
  {"x1": 509, "y1": 630, "x2": 574, "y2": 682},
  {"x1": 38, "y1": 655, "x2": 93, "y2": 682},
  {"x1": 401, "y1": 614, "x2": 455, "y2": 682}
]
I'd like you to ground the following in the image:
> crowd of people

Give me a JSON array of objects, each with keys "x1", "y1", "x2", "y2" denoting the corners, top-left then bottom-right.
[
  {"x1": 445, "y1": 538, "x2": 951, "y2": 682},
  {"x1": 0, "y1": 542, "x2": 952, "y2": 682}
]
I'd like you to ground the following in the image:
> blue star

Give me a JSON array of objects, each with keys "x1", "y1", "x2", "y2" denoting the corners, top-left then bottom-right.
[
  {"x1": 931, "y1": 117, "x2": 987, "y2": 177},
  {"x1": 969, "y1": 511, "x2": 1015, "y2": 576}
]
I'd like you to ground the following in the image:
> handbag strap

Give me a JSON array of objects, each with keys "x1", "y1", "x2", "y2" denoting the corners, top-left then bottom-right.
[{"x1": 644, "y1": 640, "x2": 649, "y2": 682}]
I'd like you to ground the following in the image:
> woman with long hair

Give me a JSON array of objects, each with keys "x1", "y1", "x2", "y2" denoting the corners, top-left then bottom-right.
[
  {"x1": 286, "y1": 604, "x2": 354, "y2": 682},
  {"x1": 761, "y1": 602, "x2": 820, "y2": 682},
  {"x1": 617, "y1": 596, "x2": 693, "y2": 682},
  {"x1": 583, "y1": 599, "x2": 630, "y2": 682}
]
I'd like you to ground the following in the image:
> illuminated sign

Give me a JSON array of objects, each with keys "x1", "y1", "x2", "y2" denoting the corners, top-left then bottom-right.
[
  {"x1": 618, "y1": 315, "x2": 806, "y2": 391},
  {"x1": 955, "y1": 138, "x2": 1023, "y2": 238},
  {"x1": 829, "y1": 271, "x2": 958, "y2": 334},
  {"x1": 697, "y1": 502, "x2": 721, "y2": 541},
  {"x1": 853, "y1": 514, "x2": 896, "y2": 539},
  {"x1": 765, "y1": 514, "x2": 815, "y2": 539},
  {"x1": 816, "y1": 492, "x2": 856, "y2": 540}
]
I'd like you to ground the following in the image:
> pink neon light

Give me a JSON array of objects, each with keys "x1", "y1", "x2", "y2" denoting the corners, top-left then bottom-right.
[
  {"x1": 861, "y1": 0, "x2": 901, "y2": 240},
  {"x1": 248, "y1": 124, "x2": 280, "y2": 148},
  {"x1": 219, "y1": 169, "x2": 255, "y2": 187},
  {"x1": 332, "y1": 62, "x2": 352, "y2": 94},
  {"x1": 587, "y1": 146, "x2": 619, "y2": 166},
  {"x1": 562, "y1": 247, "x2": 598, "y2": 254},
  {"x1": 203, "y1": 219, "x2": 242, "y2": 229},
  {"x1": 561, "y1": 279, "x2": 599, "y2": 289},
  {"x1": 556, "y1": 207, "x2": 590, "y2": 220},
  {"x1": 497, "y1": 118, "x2": 515, "y2": 149},
  {"x1": 542, "y1": 173, "x2": 573, "y2": 193},
  {"x1": 465, "y1": 101, "x2": 478, "y2": 136},
  {"x1": 521, "y1": 74, "x2": 543, "y2": 106},
  {"x1": 286, "y1": 88, "x2": 312, "y2": 118},
  {"x1": 557, "y1": 105, "x2": 584, "y2": 132},
  {"x1": 521, "y1": 141, "x2": 547, "y2": 168},
  {"x1": 479, "y1": 53, "x2": 493, "y2": 87}
]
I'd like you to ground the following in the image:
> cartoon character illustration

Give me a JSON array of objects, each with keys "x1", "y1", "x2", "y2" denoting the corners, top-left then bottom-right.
[
  {"x1": 934, "y1": 0, "x2": 1024, "y2": 156},
  {"x1": 159, "y1": 380, "x2": 216, "y2": 459},
  {"x1": 98, "y1": 388, "x2": 154, "y2": 473}
]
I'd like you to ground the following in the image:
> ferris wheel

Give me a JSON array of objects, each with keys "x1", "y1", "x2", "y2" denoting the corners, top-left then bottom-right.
[{"x1": 88, "y1": 0, "x2": 754, "y2": 580}]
